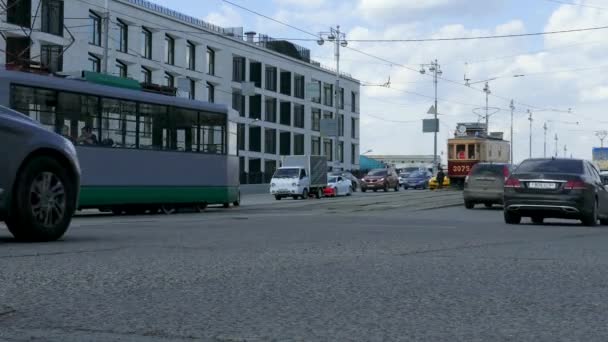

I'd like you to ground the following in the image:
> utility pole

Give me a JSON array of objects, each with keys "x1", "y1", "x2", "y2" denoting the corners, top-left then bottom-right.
[
  {"x1": 554, "y1": 133, "x2": 558, "y2": 158},
  {"x1": 102, "y1": 0, "x2": 110, "y2": 73},
  {"x1": 510, "y1": 100, "x2": 514, "y2": 164},
  {"x1": 596, "y1": 131, "x2": 608, "y2": 148},
  {"x1": 543, "y1": 122, "x2": 548, "y2": 158},
  {"x1": 318, "y1": 26, "x2": 348, "y2": 171},
  {"x1": 420, "y1": 60, "x2": 442, "y2": 172},
  {"x1": 483, "y1": 82, "x2": 491, "y2": 132},
  {"x1": 528, "y1": 110, "x2": 533, "y2": 158}
]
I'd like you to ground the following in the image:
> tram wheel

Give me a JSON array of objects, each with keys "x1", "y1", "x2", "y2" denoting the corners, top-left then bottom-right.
[{"x1": 161, "y1": 205, "x2": 176, "y2": 215}]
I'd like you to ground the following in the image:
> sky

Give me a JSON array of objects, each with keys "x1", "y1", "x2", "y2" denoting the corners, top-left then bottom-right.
[{"x1": 150, "y1": 0, "x2": 608, "y2": 163}]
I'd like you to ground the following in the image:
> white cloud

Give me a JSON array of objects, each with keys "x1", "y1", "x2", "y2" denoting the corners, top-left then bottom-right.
[{"x1": 203, "y1": 4, "x2": 243, "y2": 28}]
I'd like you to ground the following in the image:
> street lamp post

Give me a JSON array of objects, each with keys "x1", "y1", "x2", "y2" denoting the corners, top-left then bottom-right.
[
  {"x1": 420, "y1": 60, "x2": 442, "y2": 172},
  {"x1": 554, "y1": 133, "x2": 558, "y2": 158},
  {"x1": 510, "y1": 100, "x2": 515, "y2": 164},
  {"x1": 483, "y1": 82, "x2": 491, "y2": 132},
  {"x1": 528, "y1": 110, "x2": 533, "y2": 158},
  {"x1": 596, "y1": 131, "x2": 608, "y2": 148},
  {"x1": 318, "y1": 26, "x2": 348, "y2": 171},
  {"x1": 543, "y1": 122, "x2": 548, "y2": 158}
]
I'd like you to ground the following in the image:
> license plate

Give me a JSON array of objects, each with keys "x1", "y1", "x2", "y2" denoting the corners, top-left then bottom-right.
[{"x1": 528, "y1": 182, "x2": 556, "y2": 189}]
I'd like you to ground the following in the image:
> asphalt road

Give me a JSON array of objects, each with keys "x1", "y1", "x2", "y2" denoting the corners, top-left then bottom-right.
[{"x1": 2, "y1": 190, "x2": 608, "y2": 341}]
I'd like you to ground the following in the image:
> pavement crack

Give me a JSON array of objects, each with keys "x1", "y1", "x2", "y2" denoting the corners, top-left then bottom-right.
[{"x1": 396, "y1": 240, "x2": 527, "y2": 257}]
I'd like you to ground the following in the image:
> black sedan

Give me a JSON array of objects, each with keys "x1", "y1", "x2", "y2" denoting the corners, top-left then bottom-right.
[{"x1": 503, "y1": 158, "x2": 608, "y2": 226}]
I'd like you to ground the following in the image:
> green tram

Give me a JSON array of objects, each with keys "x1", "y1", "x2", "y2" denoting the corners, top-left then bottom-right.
[{"x1": 0, "y1": 69, "x2": 239, "y2": 214}]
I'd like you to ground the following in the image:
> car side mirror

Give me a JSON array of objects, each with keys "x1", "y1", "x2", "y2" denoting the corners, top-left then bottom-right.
[{"x1": 602, "y1": 177, "x2": 608, "y2": 186}]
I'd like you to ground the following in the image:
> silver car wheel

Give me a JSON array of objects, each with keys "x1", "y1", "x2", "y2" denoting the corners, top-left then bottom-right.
[{"x1": 29, "y1": 172, "x2": 67, "y2": 228}]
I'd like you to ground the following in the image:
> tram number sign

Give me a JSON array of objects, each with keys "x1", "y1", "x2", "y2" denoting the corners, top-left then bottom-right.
[
  {"x1": 448, "y1": 161, "x2": 477, "y2": 177},
  {"x1": 452, "y1": 165, "x2": 471, "y2": 173}
]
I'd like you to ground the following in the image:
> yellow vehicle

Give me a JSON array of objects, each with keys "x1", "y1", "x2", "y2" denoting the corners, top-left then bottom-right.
[{"x1": 429, "y1": 176, "x2": 450, "y2": 190}]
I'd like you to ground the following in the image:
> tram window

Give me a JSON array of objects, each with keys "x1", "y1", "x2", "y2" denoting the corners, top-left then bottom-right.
[
  {"x1": 468, "y1": 144, "x2": 476, "y2": 160},
  {"x1": 11, "y1": 85, "x2": 57, "y2": 132},
  {"x1": 456, "y1": 144, "x2": 466, "y2": 159},
  {"x1": 101, "y1": 98, "x2": 136, "y2": 148},
  {"x1": 139, "y1": 103, "x2": 168, "y2": 150},
  {"x1": 57, "y1": 92, "x2": 99, "y2": 144},
  {"x1": 200, "y1": 111, "x2": 225, "y2": 154},
  {"x1": 171, "y1": 107, "x2": 198, "y2": 152}
]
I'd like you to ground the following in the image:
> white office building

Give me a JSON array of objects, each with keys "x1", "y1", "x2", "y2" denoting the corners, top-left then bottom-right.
[{"x1": 0, "y1": 0, "x2": 361, "y2": 182}]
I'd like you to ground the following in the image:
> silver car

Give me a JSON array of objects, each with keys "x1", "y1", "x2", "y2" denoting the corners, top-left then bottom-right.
[
  {"x1": 0, "y1": 105, "x2": 80, "y2": 241},
  {"x1": 464, "y1": 163, "x2": 512, "y2": 209}
]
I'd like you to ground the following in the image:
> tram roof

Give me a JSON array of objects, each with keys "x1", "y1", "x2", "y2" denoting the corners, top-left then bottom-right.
[{"x1": 0, "y1": 70, "x2": 229, "y2": 114}]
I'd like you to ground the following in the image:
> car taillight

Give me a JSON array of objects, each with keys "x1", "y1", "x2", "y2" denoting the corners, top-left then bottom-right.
[
  {"x1": 503, "y1": 166, "x2": 510, "y2": 181},
  {"x1": 565, "y1": 180, "x2": 586, "y2": 190},
  {"x1": 504, "y1": 177, "x2": 521, "y2": 188}
]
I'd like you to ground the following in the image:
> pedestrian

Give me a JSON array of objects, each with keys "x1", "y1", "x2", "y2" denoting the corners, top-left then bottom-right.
[{"x1": 436, "y1": 167, "x2": 445, "y2": 190}]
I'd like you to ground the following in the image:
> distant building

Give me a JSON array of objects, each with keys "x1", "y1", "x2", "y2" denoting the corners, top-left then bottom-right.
[{"x1": 367, "y1": 155, "x2": 438, "y2": 169}]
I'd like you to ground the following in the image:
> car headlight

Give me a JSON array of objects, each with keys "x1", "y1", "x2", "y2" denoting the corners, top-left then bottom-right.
[
  {"x1": 379, "y1": 178, "x2": 384, "y2": 182},
  {"x1": 271, "y1": 183, "x2": 276, "y2": 187},
  {"x1": 292, "y1": 183, "x2": 297, "y2": 187}
]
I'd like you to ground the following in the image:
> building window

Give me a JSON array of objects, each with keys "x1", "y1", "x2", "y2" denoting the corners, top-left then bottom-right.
[
  {"x1": 89, "y1": 11, "x2": 102, "y2": 46},
  {"x1": 249, "y1": 94, "x2": 262, "y2": 120},
  {"x1": 338, "y1": 114, "x2": 344, "y2": 137},
  {"x1": 141, "y1": 27, "x2": 152, "y2": 59},
  {"x1": 188, "y1": 78, "x2": 196, "y2": 100},
  {"x1": 7, "y1": 0, "x2": 31, "y2": 28},
  {"x1": 164, "y1": 35, "x2": 175, "y2": 65},
  {"x1": 351, "y1": 143, "x2": 358, "y2": 165},
  {"x1": 250, "y1": 61, "x2": 262, "y2": 88},
  {"x1": 40, "y1": 45, "x2": 63, "y2": 73},
  {"x1": 265, "y1": 128, "x2": 276, "y2": 154},
  {"x1": 249, "y1": 125, "x2": 261, "y2": 152},
  {"x1": 294, "y1": 134, "x2": 305, "y2": 155},
  {"x1": 206, "y1": 82, "x2": 215, "y2": 103},
  {"x1": 237, "y1": 123, "x2": 245, "y2": 150},
  {"x1": 280, "y1": 131, "x2": 291, "y2": 156},
  {"x1": 280, "y1": 101, "x2": 291, "y2": 126},
  {"x1": 265, "y1": 66, "x2": 277, "y2": 91},
  {"x1": 141, "y1": 66, "x2": 151, "y2": 84},
  {"x1": 323, "y1": 111, "x2": 333, "y2": 120},
  {"x1": 338, "y1": 141, "x2": 344, "y2": 163},
  {"x1": 265, "y1": 97, "x2": 277, "y2": 123},
  {"x1": 311, "y1": 136, "x2": 321, "y2": 155},
  {"x1": 88, "y1": 53, "x2": 100, "y2": 72},
  {"x1": 323, "y1": 83, "x2": 333, "y2": 107},
  {"x1": 351, "y1": 117, "x2": 357, "y2": 139},
  {"x1": 186, "y1": 41, "x2": 196, "y2": 70},
  {"x1": 233, "y1": 56, "x2": 246, "y2": 82},
  {"x1": 207, "y1": 47, "x2": 215, "y2": 75},
  {"x1": 311, "y1": 79, "x2": 322, "y2": 103},
  {"x1": 232, "y1": 90, "x2": 245, "y2": 117},
  {"x1": 6, "y1": 38, "x2": 30, "y2": 66},
  {"x1": 280, "y1": 71, "x2": 291, "y2": 96},
  {"x1": 164, "y1": 72, "x2": 174, "y2": 88},
  {"x1": 339, "y1": 88, "x2": 345, "y2": 110},
  {"x1": 312, "y1": 108, "x2": 321, "y2": 132},
  {"x1": 116, "y1": 60, "x2": 127, "y2": 78},
  {"x1": 351, "y1": 91, "x2": 357, "y2": 112},
  {"x1": 294, "y1": 74, "x2": 305, "y2": 99},
  {"x1": 294, "y1": 104, "x2": 305, "y2": 129},
  {"x1": 265, "y1": 160, "x2": 277, "y2": 178},
  {"x1": 324, "y1": 139, "x2": 333, "y2": 161},
  {"x1": 41, "y1": 0, "x2": 63, "y2": 36},
  {"x1": 116, "y1": 19, "x2": 128, "y2": 53}
]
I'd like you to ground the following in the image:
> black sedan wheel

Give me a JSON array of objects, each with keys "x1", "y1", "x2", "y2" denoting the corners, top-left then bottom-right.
[
  {"x1": 504, "y1": 211, "x2": 521, "y2": 225},
  {"x1": 531, "y1": 216, "x2": 544, "y2": 225},
  {"x1": 582, "y1": 200, "x2": 598, "y2": 226}
]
